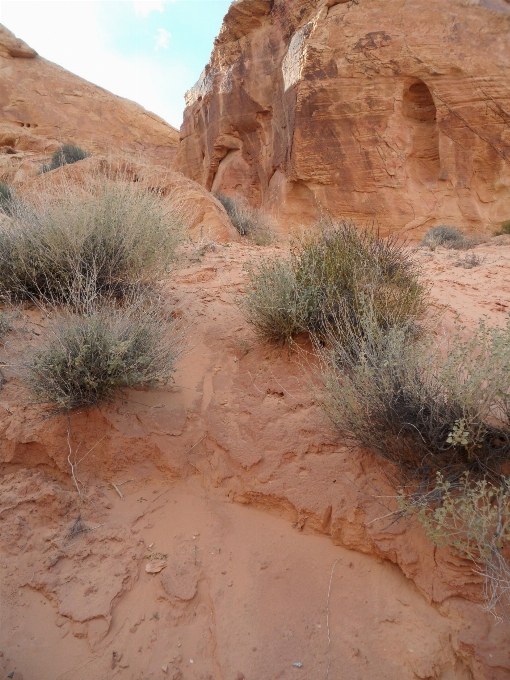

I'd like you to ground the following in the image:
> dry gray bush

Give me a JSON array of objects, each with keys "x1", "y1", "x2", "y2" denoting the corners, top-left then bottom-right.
[
  {"x1": 319, "y1": 307, "x2": 510, "y2": 483},
  {"x1": 453, "y1": 252, "x2": 484, "y2": 269},
  {"x1": 0, "y1": 310, "x2": 13, "y2": 345},
  {"x1": 41, "y1": 143, "x2": 90, "y2": 174},
  {"x1": 319, "y1": 304, "x2": 510, "y2": 617},
  {"x1": 0, "y1": 180, "x2": 182, "y2": 307},
  {"x1": 0, "y1": 181, "x2": 15, "y2": 216},
  {"x1": 400, "y1": 474, "x2": 510, "y2": 621},
  {"x1": 241, "y1": 258, "x2": 309, "y2": 344},
  {"x1": 422, "y1": 225, "x2": 475, "y2": 251},
  {"x1": 21, "y1": 298, "x2": 184, "y2": 414},
  {"x1": 214, "y1": 193, "x2": 275, "y2": 245}
]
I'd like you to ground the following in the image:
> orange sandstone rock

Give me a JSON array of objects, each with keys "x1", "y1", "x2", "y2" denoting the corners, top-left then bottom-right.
[
  {"x1": 175, "y1": 0, "x2": 510, "y2": 237},
  {"x1": 0, "y1": 25, "x2": 179, "y2": 181}
]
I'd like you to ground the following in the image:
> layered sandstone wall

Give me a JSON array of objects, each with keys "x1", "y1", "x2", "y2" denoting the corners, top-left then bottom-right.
[
  {"x1": 0, "y1": 25, "x2": 179, "y2": 182},
  {"x1": 175, "y1": 0, "x2": 510, "y2": 236}
]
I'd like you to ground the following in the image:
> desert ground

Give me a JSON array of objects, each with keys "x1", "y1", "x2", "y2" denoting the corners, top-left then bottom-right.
[
  {"x1": 1, "y1": 0, "x2": 510, "y2": 676},
  {"x1": 1, "y1": 237, "x2": 509, "y2": 680}
]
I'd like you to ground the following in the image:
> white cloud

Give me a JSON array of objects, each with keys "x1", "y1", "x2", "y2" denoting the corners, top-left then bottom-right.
[
  {"x1": 132, "y1": 1, "x2": 164, "y2": 18},
  {"x1": 155, "y1": 27, "x2": 171, "y2": 50}
]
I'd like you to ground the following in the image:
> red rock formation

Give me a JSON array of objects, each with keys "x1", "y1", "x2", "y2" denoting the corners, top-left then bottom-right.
[
  {"x1": 175, "y1": 0, "x2": 510, "y2": 237},
  {"x1": 0, "y1": 25, "x2": 179, "y2": 182}
]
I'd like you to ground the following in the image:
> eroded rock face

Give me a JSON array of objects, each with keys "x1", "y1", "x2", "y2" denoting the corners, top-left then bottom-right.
[
  {"x1": 0, "y1": 25, "x2": 179, "y2": 181},
  {"x1": 175, "y1": 0, "x2": 510, "y2": 236}
]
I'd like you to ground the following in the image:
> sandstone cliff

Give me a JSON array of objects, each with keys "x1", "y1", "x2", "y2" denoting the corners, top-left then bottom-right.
[
  {"x1": 175, "y1": 0, "x2": 510, "y2": 236},
  {"x1": 0, "y1": 25, "x2": 179, "y2": 182}
]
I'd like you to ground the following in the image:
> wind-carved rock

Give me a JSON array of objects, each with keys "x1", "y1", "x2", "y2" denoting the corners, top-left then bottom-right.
[{"x1": 175, "y1": 0, "x2": 510, "y2": 236}]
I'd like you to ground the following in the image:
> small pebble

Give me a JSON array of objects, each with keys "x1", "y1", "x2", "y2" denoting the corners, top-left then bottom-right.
[
  {"x1": 162, "y1": 665, "x2": 168, "y2": 674},
  {"x1": 292, "y1": 662, "x2": 303, "y2": 668}
]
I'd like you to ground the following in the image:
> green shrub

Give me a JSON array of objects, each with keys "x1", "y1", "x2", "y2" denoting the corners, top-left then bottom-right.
[
  {"x1": 22, "y1": 301, "x2": 183, "y2": 413},
  {"x1": 400, "y1": 474, "x2": 510, "y2": 620},
  {"x1": 214, "y1": 193, "x2": 274, "y2": 244},
  {"x1": 0, "y1": 182, "x2": 15, "y2": 216},
  {"x1": 42, "y1": 144, "x2": 90, "y2": 173},
  {"x1": 320, "y1": 309, "x2": 510, "y2": 482},
  {"x1": 0, "y1": 181, "x2": 182, "y2": 305},
  {"x1": 494, "y1": 220, "x2": 510, "y2": 236},
  {"x1": 421, "y1": 225, "x2": 471, "y2": 250},
  {"x1": 241, "y1": 220, "x2": 427, "y2": 345},
  {"x1": 241, "y1": 258, "x2": 309, "y2": 344}
]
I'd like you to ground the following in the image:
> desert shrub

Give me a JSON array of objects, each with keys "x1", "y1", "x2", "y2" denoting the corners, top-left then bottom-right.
[
  {"x1": 214, "y1": 193, "x2": 274, "y2": 245},
  {"x1": 400, "y1": 474, "x2": 510, "y2": 620},
  {"x1": 495, "y1": 220, "x2": 510, "y2": 236},
  {"x1": 0, "y1": 181, "x2": 181, "y2": 305},
  {"x1": 0, "y1": 182, "x2": 15, "y2": 216},
  {"x1": 453, "y1": 253, "x2": 484, "y2": 269},
  {"x1": 320, "y1": 309, "x2": 510, "y2": 482},
  {"x1": 422, "y1": 225, "x2": 471, "y2": 250},
  {"x1": 294, "y1": 222, "x2": 426, "y2": 339},
  {"x1": 0, "y1": 310, "x2": 12, "y2": 342},
  {"x1": 42, "y1": 144, "x2": 90, "y2": 173},
  {"x1": 22, "y1": 301, "x2": 183, "y2": 413},
  {"x1": 241, "y1": 220, "x2": 427, "y2": 345},
  {"x1": 242, "y1": 258, "x2": 309, "y2": 344}
]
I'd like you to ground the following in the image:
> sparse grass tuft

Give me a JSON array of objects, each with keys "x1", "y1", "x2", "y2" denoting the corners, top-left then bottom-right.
[
  {"x1": 22, "y1": 300, "x2": 183, "y2": 413},
  {"x1": 242, "y1": 258, "x2": 308, "y2": 345},
  {"x1": 0, "y1": 181, "x2": 182, "y2": 305},
  {"x1": 241, "y1": 220, "x2": 427, "y2": 346},
  {"x1": 421, "y1": 225, "x2": 472, "y2": 250},
  {"x1": 214, "y1": 193, "x2": 274, "y2": 245}
]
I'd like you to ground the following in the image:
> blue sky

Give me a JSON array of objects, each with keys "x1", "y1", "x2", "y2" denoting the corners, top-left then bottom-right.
[{"x1": 0, "y1": 0, "x2": 232, "y2": 128}]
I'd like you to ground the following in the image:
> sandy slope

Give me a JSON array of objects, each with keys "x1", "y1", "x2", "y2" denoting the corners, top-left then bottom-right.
[{"x1": 1, "y1": 239, "x2": 510, "y2": 679}]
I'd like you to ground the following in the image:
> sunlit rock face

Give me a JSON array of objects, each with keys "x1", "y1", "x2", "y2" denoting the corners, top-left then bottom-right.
[{"x1": 175, "y1": 0, "x2": 510, "y2": 236}]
